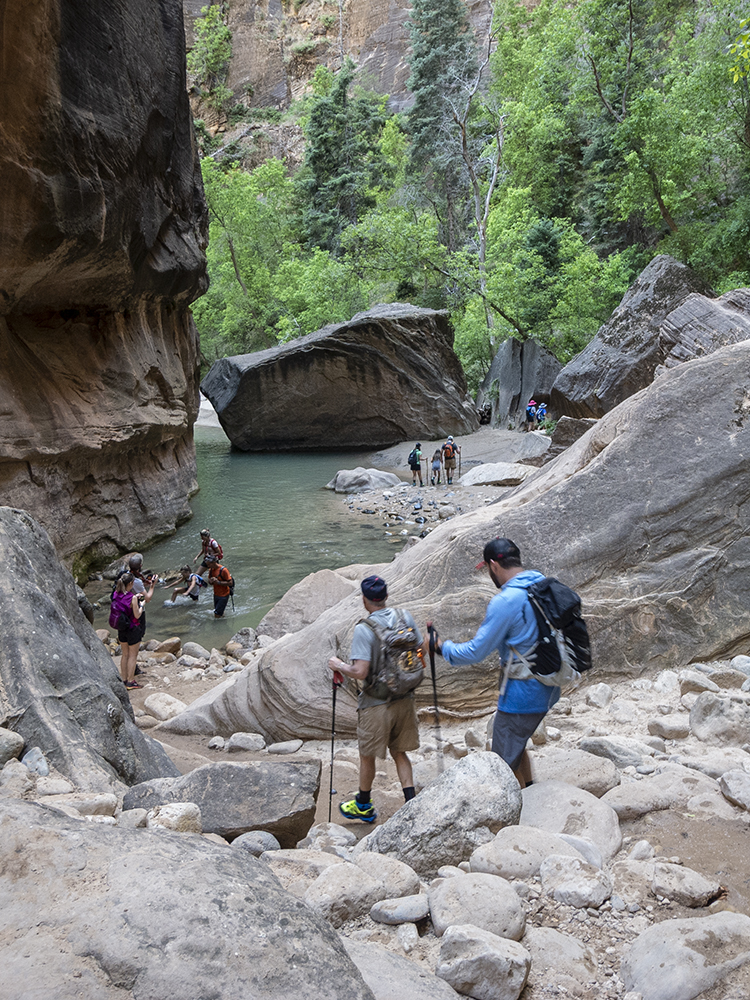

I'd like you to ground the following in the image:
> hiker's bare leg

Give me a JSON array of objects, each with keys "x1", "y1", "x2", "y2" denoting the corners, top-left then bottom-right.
[
  {"x1": 359, "y1": 754, "x2": 376, "y2": 792},
  {"x1": 392, "y1": 751, "x2": 413, "y2": 789},
  {"x1": 514, "y1": 749, "x2": 533, "y2": 788}
]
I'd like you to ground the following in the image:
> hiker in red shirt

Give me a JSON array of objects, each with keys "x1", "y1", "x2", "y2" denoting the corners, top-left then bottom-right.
[
  {"x1": 208, "y1": 562, "x2": 233, "y2": 618},
  {"x1": 194, "y1": 529, "x2": 222, "y2": 573}
]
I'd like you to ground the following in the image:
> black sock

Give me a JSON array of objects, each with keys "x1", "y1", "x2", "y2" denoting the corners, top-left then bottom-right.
[
  {"x1": 355, "y1": 790, "x2": 371, "y2": 805},
  {"x1": 403, "y1": 786, "x2": 416, "y2": 801}
]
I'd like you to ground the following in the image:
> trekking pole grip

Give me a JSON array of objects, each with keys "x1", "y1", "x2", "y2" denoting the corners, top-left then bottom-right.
[{"x1": 333, "y1": 670, "x2": 343, "y2": 687}]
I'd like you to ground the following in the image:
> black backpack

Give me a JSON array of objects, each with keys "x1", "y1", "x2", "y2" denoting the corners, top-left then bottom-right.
[
  {"x1": 408, "y1": 448, "x2": 419, "y2": 467},
  {"x1": 518, "y1": 578, "x2": 592, "y2": 689}
]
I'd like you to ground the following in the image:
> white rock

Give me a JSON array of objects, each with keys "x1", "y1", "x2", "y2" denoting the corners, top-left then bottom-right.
[
  {"x1": 679, "y1": 669, "x2": 720, "y2": 695},
  {"x1": 344, "y1": 938, "x2": 460, "y2": 999},
  {"x1": 370, "y1": 894, "x2": 430, "y2": 925},
  {"x1": 304, "y1": 862, "x2": 386, "y2": 927},
  {"x1": 629, "y1": 840, "x2": 655, "y2": 861},
  {"x1": 469, "y1": 825, "x2": 586, "y2": 879},
  {"x1": 297, "y1": 822, "x2": 357, "y2": 852},
  {"x1": 266, "y1": 740, "x2": 303, "y2": 754},
  {"x1": 118, "y1": 808, "x2": 148, "y2": 829},
  {"x1": 719, "y1": 769, "x2": 750, "y2": 810},
  {"x1": 730, "y1": 655, "x2": 750, "y2": 675},
  {"x1": 207, "y1": 736, "x2": 225, "y2": 750},
  {"x1": 522, "y1": 926, "x2": 598, "y2": 987},
  {"x1": 689, "y1": 692, "x2": 750, "y2": 745},
  {"x1": 532, "y1": 747, "x2": 620, "y2": 796},
  {"x1": 143, "y1": 693, "x2": 188, "y2": 722},
  {"x1": 147, "y1": 801, "x2": 202, "y2": 834},
  {"x1": 355, "y1": 852, "x2": 420, "y2": 898},
  {"x1": 436, "y1": 923, "x2": 530, "y2": 1000},
  {"x1": 557, "y1": 833, "x2": 603, "y2": 869},
  {"x1": 621, "y1": 912, "x2": 750, "y2": 1000},
  {"x1": 601, "y1": 764, "x2": 719, "y2": 820},
  {"x1": 585, "y1": 683, "x2": 614, "y2": 708},
  {"x1": 577, "y1": 735, "x2": 655, "y2": 769},
  {"x1": 609, "y1": 700, "x2": 639, "y2": 724},
  {"x1": 539, "y1": 854, "x2": 613, "y2": 908},
  {"x1": 648, "y1": 716, "x2": 690, "y2": 740},
  {"x1": 396, "y1": 922, "x2": 420, "y2": 954},
  {"x1": 651, "y1": 862, "x2": 721, "y2": 907},
  {"x1": 40, "y1": 792, "x2": 117, "y2": 816},
  {"x1": 261, "y1": 848, "x2": 346, "y2": 897},
  {"x1": 182, "y1": 641, "x2": 211, "y2": 660},
  {"x1": 428, "y1": 872, "x2": 525, "y2": 940},
  {"x1": 520, "y1": 780, "x2": 622, "y2": 860},
  {"x1": 674, "y1": 747, "x2": 750, "y2": 779},
  {"x1": 225, "y1": 732, "x2": 265, "y2": 752}
]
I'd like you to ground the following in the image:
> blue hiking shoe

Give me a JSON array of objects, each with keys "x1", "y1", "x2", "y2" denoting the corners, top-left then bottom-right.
[{"x1": 339, "y1": 798, "x2": 377, "y2": 823}]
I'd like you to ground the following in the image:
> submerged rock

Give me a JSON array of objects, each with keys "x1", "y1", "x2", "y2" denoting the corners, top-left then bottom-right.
[{"x1": 201, "y1": 304, "x2": 479, "y2": 450}]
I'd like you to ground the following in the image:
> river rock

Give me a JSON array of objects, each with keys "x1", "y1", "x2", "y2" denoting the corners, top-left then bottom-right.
[
  {"x1": 689, "y1": 692, "x2": 750, "y2": 745},
  {"x1": 304, "y1": 862, "x2": 387, "y2": 926},
  {"x1": 550, "y1": 255, "x2": 713, "y2": 418},
  {"x1": 469, "y1": 826, "x2": 586, "y2": 879},
  {"x1": 297, "y1": 821, "x2": 358, "y2": 853},
  {"x1": 344, "y1": 938, "x2": 461, "y2": 1000},
  {"x1": 182, "y1": 642, "x2": 211, "y2": 660},
  {"x1": 531, "y1": 747, "x2": 620, "y2": 796},
  {"x1": 202, "y1": 304, "x2": 479, "y2": 450},
  {"x1": 147, "y1": 801, "x2": 202, "y2": 834},
  {"x1": 621, "y1": 911, "x2": 750, "y2": 1000},
  {"x1": 0, "y1": 728, "x2": 24, "y2": 767},
  {"x1": 585, "y1": 682, "x2": 615, "y2": 708},
  {"x1": 476, "y1": 335, "x2": 562, "y2": 429},
  {"x1": 144, "y1": 693, "x2": 188, "y2": 721},
  {"x1": 267, "y1": 740, "x2": 304, "y2": 754},
  {"x1": 674, "y1": 747, "x2": 750, "y2": 779},
  {"x1": 651, "y1": 862, "x2": 720, "y2": 907},
  {"x1": 326, "y1": 468, "x2": 403, "y2": 493},
  {"x1": 355, "y1": 852, "x2": 420, "y2": 898},
  {"x1": 226, "y1": 732, "x2": 265, "y2": 752},
  {"x1": 370, "y1": 894, "x2": 430, "y2": 925},
  {"x1": 679, "y1": 669, "x2": 720, "y2": 695},
  {"x1": 647, "y1": 716, "x2": 690, "y2": 740},
  {"x1": 522, "y1": 926, "x2": 598, "y2": 989},
  {"x1": 0, "y1": 0, "x2": 207, "y2": 576},
  {"x1": 539, "y1": 854, "x2": 613, "y2": 908},
  {"x1": 520, "y1": 781, "x2": 622, "y2": 860},
  {"x1": 718, "y1": 769, "x2": 750, "y2": 810},
  {"x1": 353, "y1": 752, "x2": 521, "y2": 876},
  {"x1": 435, "y1": 924, "x2": 531, "y2": 1000},
  {"x1": 577, "y1": 736, "x2": 655, "y2": 770},
  {"x1": 731, "y1": 655, "x2": 750, "y2": 675},
  {"x1": 0, "y1": 797, "x2": 371, "y2": 1000},
  {"x1": 0, "y1": 509, "x2": 179, "y2": 790},
  {"x1": 458, "y1": 463, "x2": 537, "y2": 488},
  {"x1": 232, "y1": 830, "x2": 282, "y2": 856},
  {"x1": 428, "y1": 873, "x2": 526, "y2": 940},
  {"x1": 707, "y1": 667, "x2": 748, "y2": 688},
  {"x1": 122, "y1": 760, "x2": 320, "y2": 846},
  {"x1": 601, "y1": 764, "x2": 719, "y2": 820}
]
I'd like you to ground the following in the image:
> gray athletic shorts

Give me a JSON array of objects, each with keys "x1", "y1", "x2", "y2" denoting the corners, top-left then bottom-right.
[{"x1": 491, "y1": 710, "x2": 546, "y2": 772}]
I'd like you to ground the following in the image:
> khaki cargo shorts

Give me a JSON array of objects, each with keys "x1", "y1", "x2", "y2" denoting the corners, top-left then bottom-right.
[{"x1": 357, "y1": 696, "x2": 419, "y2": 759}]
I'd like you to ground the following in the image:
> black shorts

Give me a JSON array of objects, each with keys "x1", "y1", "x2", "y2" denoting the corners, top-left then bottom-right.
[
  {"x1": 118, "y1": 620, "x2": 145, "y2": 646},
  {"x1": 491, "y1": 710, "x2": 546, "y2": 772}
]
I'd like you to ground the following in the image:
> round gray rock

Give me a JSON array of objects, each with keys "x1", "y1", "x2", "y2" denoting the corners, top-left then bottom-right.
[
  {"x1": 436, "y1": 923, "x2": 531, "y2": 1000},
  {"x1": 428, "y1": 872, "x2": 526, "y2": 940},
  {"x1": 232, "y1": 830, "x2": 281, "y2": 856},
  {"x1": 520, "y1": 781, "x2": 622, "y2": 859}
]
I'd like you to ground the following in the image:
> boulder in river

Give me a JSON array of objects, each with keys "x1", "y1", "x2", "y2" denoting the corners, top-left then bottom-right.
[
  {"x1": 201, "y1": 304, "x2": 479, "y2": 450},
  {"x1": 0, "y1": 507, "x2": 179, "y2": 790},
  {"x1": 326, "y1": 468, "x2": 403, "y2": 493},
  {"x1": 550, "y1": 255, "x2": 713, "y2": 418}
]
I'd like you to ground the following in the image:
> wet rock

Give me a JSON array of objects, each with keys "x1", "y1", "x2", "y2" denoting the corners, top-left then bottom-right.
[
  {"x1": 353, "y1": 753, "x2": 521, "y2": 877},
  {"x1": 0, "y1": 728, "x2": 24, "y2": 767},
  {"x1": 718, "y1": 769, "x2": 750, "y2": 810},
  {"x1": 436, "y1": 923, "x2": 531, "y2": 1000},
  {"x1": 370, "y1": 894, "x2": 430, "y2": 925},
  {"x1": 621, "y1": 911, "x2": 750, "y2": 1000},
  {"x1": 326, "y1": 468, "x2": 402, "y2": 493},
  {"x1": 539, "y1": 854, "x2": 613, "y2": 908},
  {"x1": 123, "y1": 760, "x2": 320, "y2": 846},
  {"x1": 428, "y1": 873, "x2": 526, "y2": 940},
  {"x1": 143, "y1": 693, "x2": 188, "y2": 722},
  {"x1": 470, "y1": 826, "x2": 586, "y2": 880},
  {"x1": 203, "y1": 304, "x2": 479, "y2": 450},
  {"x1": 520, "y1": 781, "x2": 622, "y2": 860},
  {"x1": 344, "y1": 938, "x2": 461, "y2": 1000}
]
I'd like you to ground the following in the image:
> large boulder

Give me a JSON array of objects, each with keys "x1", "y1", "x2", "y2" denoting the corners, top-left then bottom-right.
[
  {"x1": 168, "y1": 337, "x2": 750, "y2": 740},
  {"x1": 325, "y1": 468, "x2": 403, "y2": 493},
  {"x1": 122, "y1": 760, "x2": 320, "y2": 847},
  {"x1": 353, "y1": 752, "x2": 522, "y2": 877},
  {"x1": 657, "y1": 286, "x2": 750, "y2": 372},
  {"x1": 257, "y1": 568, "x2": 359, "y2": 640},
  {"x1": 0, "y1": 0, "x2": 207, "y2": 577},
  {"x1": 0, "y1": 798, "x2": 374, "y2": 1000},
  {"x1": 550, "y1": 255, "x2": 713, "y2": 419},
  {"x1": 476, "y1": 337, "x2": 562, "y2": 429},
  {"x1": 201, "y1": 304, "x2": 479, "y2": 450},
  {"x1": 0, "y1": 508, "x2": 179, "y2": 790}
]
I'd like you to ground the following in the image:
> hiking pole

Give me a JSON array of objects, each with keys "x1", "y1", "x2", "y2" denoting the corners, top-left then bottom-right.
[
  {"x1": 328, "y1": 670, "x2": 343, "y2": 822},
  {"x1": 426, "y1": 623, "x2": 444, "y2": 773}
]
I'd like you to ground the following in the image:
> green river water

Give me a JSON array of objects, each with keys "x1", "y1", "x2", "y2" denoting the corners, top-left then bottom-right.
[{"x1": 130, "y1": 426, "x2": 406, "y2": 648}]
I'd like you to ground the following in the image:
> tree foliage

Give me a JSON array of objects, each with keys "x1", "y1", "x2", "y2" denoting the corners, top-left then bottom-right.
[{"x1": 188, "y1": 4, "x2": 233, "y2": 112}]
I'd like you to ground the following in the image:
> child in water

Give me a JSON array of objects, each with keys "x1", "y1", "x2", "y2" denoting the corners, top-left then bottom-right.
[{"x1": 166, "y1": 565, "x2": 203, "y2": 605}]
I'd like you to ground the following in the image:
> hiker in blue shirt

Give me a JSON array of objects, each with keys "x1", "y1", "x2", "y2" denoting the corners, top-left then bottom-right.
[{"x1": 431, "y1": 537, "x2": 560, "y2": 787}]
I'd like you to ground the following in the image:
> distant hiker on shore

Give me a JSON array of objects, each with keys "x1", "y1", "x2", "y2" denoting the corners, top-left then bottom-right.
[
  {"x1": 194, "y1": 529, "x2": 223, "y2": 573},
  {"x1": 408, "y1": 443, "x2": 423, "y2": 487},
  {"x1": 429, "y1": 537, "x2": 561, "y2": 788},
  {"x1": 535, "y1": 401, "x2": 547, "y2": 427},
  {"x1": 328, "y1": 575, "x2": 426, "y2": 822},
  {"x1": 168, "y1": 565, "x2": 204, "y2": 604},
  {"x1": 208, "y1": 561, "x2": 233, "y2": 618},
  {"x1": 525, "y1": 399, "x2": 537, "y2": 432},
  {"x1": 110, "y1": 573, "x2": 146, "y2": 690},
  {"x1": 441, "y1": 436, "x2": 460, "y2": 484},
  {"x1": 430, "y1": 448, "x2": 443, "y2": 486}
]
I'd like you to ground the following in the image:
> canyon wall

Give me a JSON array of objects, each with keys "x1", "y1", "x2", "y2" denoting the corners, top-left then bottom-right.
[{"x1": 0, "y1": 0, "x2": 208, "y2": 578}]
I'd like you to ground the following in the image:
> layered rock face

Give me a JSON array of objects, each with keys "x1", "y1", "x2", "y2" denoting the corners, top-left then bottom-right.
[
  {"x1": 550, "y1": 255, "x2": 713, "y2": 419},
  {"x1": 0, "y1": 0, "x2": 207, "y2": 575},
  {"x1": 185, "y1": 0, "x2": 494, "y2": 113},
  {"x1": 171, "y1": 338, "x2": 750, "y2": 741},
  {"x1": 202, "y1": 304, "x2": 480, "y2": 450},
  {"x1": 476, "y1": 336, "x2": 562, "y2": 428},
  {"x1": 0, "y1": 507, "x2": 179, "y2": 791}
]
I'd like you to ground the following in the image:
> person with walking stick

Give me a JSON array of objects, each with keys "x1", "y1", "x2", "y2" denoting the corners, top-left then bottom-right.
[{"x1": 327, "y1": 575, "x2": 427, "y2": 823}]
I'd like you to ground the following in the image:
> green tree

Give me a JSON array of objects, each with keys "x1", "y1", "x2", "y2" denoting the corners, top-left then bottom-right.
[{"x1": 188, "y1": 4, "x2": 233, "y2": 112}]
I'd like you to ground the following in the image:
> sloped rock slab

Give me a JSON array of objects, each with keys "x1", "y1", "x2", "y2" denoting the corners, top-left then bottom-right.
[
  {"x1": 202, "y1": 304, "x2": 479, "y2": 450},
  {"x1": 122, "y1": 760, "x2": 320, "y2": 846},
  {"x1": 658, "y1": 287, "x2": 750, "y2": 371},
  {"x1": 0, "y1": 798, "x2": 374, "y2": 1000}
]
